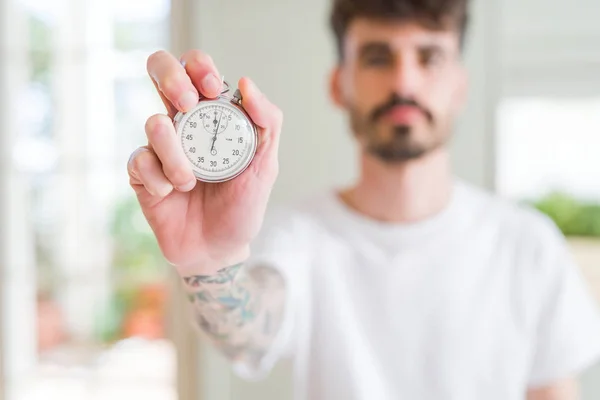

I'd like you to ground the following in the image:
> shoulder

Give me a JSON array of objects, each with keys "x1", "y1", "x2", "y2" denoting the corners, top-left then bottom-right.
[
  {"x1": 458, "y1": 180, "x2": 560, "y2": 233},
  {"x1": 246, "y1": 190, "x2": 334, "y2": 276},
  {"x1": 457, "y1": 180, "x2": 569, "y2": 266}
]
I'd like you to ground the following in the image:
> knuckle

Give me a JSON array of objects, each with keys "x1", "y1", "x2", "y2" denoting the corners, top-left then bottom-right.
[
  {"x1": 159, "y1": 74, "x2": 183, "y2": 95},
  {"x1": 132, "y1": 150, "x2": 151, "y2": 173},
  {"x1": 165, "y1": 165, "x2": 192, "y2": 186}
]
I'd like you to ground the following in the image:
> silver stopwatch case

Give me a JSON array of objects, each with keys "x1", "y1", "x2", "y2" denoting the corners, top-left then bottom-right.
[{"x1": 173, "y1": 82, "x2": 259, "y2": 183}]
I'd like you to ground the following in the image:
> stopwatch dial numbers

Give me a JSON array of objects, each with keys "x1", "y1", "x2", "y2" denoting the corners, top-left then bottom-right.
[
  {"x1": 181, "y1": 104, "x2": 255, "y2": 180},
  {"x1": 202, "y1": 109, "x2": 229, "y2": 134}
]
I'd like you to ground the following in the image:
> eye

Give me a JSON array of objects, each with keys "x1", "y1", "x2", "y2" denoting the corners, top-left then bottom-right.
[
  {"x1": 364, "y1": 54, "x2": 392, "y2": 67},
  {"x1": 420, "y1": 48, "x2": 445, "y2": 68},
  {"x1": 359, "y1": 43, "x2": 394, "y2": 68}
]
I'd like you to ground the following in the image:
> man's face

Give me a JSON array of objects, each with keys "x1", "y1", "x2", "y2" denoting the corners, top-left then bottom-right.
[{"x1": 333, "y1": 19, "x2": 467, "y2": 163}]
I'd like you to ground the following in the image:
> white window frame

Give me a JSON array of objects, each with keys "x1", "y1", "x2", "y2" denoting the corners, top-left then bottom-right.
[
  {"x1": 0, "y1": 0, "x2": 8, "y2": 397},
  {"x1": 1, "y1": 0, "x2": 36, "y2": 398},
  {"x1": 0, "y1": 0, "x2": 203, "y2": 399},
  {"x1": 168, "y1": 0, "x2": 203, "y2": 398}
]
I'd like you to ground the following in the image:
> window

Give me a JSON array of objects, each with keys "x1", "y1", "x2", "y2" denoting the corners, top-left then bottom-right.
[
  {"x1": 496, "y1": 97, "x2": 600, "y2": 202},
  {"x1": 2, "y1": 0, "x2": 183, "y2": 399}
]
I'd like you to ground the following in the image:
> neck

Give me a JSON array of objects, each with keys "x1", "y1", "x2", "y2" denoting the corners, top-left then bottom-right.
[{"x1": 339, "y1": 148, "x2": 454, "y2": 223}]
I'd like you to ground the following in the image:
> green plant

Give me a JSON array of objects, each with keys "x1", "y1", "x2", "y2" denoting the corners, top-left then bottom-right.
[
  {"x1": 529, "y1": 192, "x2": 600, "y2": 237},
  {"x1": 110, "y1": 195, "x2": 166, "y2": 279},
  {"x1": 96, "y1": 195, "x2": 168, "y2": 343}
]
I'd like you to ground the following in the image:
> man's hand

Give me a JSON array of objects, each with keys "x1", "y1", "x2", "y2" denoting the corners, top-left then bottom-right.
[
  {"x1": 527, "y1": 377, "x2": 579, "y2": 400},
  {"x1": 127, "y1": 49, "x2": 283, "y2": 276}
]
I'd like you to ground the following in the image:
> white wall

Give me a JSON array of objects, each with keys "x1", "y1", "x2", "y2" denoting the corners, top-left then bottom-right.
[
  {"x1": 451, "y1": 0, "x2": 499, "y2": 190},
  {"x1": 189, "y1": 1, "x2": 497, "y2": 399},
  {"x1": 192, "y1": 0, "x2": 355, "y2": 207},
  {"x1": 501, "y1": 0, "x2": 600, "y2": 96}
]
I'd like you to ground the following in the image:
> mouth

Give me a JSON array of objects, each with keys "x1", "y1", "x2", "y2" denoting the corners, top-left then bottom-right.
[{"x1": 382, "y1": 105, "x2": 424, "y2": 125}]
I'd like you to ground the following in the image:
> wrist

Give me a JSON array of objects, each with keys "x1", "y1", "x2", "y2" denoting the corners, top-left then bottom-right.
[{"x1": 176, "y1": 244, "x2": 251, "y2": 277}]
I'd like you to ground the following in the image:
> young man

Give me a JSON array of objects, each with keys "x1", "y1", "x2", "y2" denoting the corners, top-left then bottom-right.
[{"x1": 127, "y1": 0, "x2": 600, "y2": 399}]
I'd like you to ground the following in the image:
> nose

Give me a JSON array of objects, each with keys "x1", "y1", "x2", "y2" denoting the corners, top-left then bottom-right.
[{"x1": 391, "y1": 56, "x2": 421, "y2": 97}]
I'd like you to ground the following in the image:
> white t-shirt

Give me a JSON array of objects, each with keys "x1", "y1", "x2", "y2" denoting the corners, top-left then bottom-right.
[{"x1": 235, "y1": 179, "x2": 600, "y2": 400}]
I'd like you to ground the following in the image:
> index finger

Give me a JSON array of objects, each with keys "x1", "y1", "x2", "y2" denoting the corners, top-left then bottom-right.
[
  {"x1": 179, "y1": 50, "x2": 223, "y2": 100},
  {"x1": 147, "y1": 50, "x2": 199, "y2": 118}
]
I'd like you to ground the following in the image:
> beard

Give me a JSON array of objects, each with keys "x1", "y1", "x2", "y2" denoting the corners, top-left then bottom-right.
[{"x1": 349, "y1": 93, "x2": 448, "y2": 163}]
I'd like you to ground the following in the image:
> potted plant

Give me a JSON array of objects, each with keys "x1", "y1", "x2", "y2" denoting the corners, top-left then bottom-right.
[{"x1": 530, "y1": 192, "x2": 600, "y2": 303}]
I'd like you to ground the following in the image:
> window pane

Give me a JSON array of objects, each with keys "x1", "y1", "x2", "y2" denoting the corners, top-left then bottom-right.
[
  {"x1": 496, "y1": 97, "x2": 600, "y2": 201},
  {"x1": 4, "y1": 0, "x2": 177, "y2": 399}
]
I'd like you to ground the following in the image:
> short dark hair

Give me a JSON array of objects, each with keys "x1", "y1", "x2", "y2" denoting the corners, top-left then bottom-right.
[{"x1": 329, "y1": 0, "x2": 470, "y2": 61}]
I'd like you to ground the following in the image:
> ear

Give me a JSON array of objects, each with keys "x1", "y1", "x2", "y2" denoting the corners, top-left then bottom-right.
[{"x1": 329, "y1": 66, "x2": 345, "y2": 109}]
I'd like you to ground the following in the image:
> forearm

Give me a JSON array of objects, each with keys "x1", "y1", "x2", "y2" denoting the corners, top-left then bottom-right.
[
  {"x1": 526, "y1": 377, "x2": 579, "y2": 400},
  {"x1": 182, "y1": 262, "x2": 286, "y2": 368}
]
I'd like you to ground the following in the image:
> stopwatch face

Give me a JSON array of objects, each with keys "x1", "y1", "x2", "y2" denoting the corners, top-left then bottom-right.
[{"x1": 176, "y1": 99, "x2": 258, "y2": 183}]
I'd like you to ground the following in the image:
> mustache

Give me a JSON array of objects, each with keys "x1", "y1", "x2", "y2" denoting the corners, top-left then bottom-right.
[{"x1": 370, "y1": 94, "x2": 434, "y2": 124}]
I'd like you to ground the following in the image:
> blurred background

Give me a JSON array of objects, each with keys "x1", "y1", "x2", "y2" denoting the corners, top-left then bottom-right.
[{"x1": 0, "y1": 0, "x2": 599, "y2": 399}]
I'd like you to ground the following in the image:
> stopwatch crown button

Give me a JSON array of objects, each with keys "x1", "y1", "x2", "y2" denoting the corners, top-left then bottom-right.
[{"x1": 232, "y1": 89, "x2": 242, "y2": 104}]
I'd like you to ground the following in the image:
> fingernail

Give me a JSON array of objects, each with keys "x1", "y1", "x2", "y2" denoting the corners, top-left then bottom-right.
[
  {"x1": 179, "y1": 91, "x2": 198, "y2": 111},
  {"x1": 157, "y1": 182, "x2": 174, "y2": 198},
  {"x1": 177, "y1": 179, "x2": 196, "y2": 192},
  {"x1": 202, "y1": 74, "x2": 221, "y2": 94}
]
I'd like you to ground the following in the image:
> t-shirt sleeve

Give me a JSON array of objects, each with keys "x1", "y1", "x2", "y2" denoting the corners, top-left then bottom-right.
[
  {"x1": 231, "y1": 205, "x2": 310, "y2": 381},
  {"x1": 527, "y1": 218, "x2": 600, "y2": 388}
]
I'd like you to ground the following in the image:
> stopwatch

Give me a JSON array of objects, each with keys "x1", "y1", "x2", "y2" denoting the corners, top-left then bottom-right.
[{"x1": 173, "y1": 81, "x2": 258, "y2": 183}]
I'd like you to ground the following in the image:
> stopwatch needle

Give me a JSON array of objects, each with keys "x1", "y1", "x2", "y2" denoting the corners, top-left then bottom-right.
[
  {"x1": 211, "y1": 112, "x2": 223, "y2": 154},
  {"x1": 215, "y1": 112, "x2": 223, "y2": 135}
]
